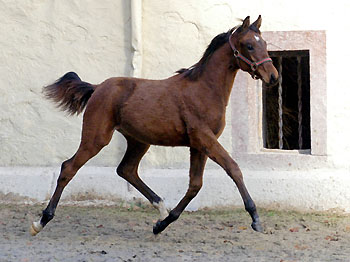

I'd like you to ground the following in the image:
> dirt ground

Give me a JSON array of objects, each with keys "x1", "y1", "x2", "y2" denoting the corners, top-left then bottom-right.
[{"x1": 1, "y1": 202, "x2": 350, "y2": 262}]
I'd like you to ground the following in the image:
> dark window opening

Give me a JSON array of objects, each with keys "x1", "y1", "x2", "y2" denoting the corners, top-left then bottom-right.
[{"x1": 263, "y1": 50, "x2": 310, "y2": 150}]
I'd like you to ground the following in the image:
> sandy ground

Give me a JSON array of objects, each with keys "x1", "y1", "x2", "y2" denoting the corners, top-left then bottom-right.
[{"x1": 1, "y1": 202, "x2": 350, "y2": 262}]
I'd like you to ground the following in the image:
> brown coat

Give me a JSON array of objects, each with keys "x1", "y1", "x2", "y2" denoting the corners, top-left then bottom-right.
[{"x1": 32, "y1": 16, "x2": 278, "y2": 236}]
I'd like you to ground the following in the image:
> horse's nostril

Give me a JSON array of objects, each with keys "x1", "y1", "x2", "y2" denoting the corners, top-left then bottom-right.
[{"x1": 270, "y1": 74, "x2": 277, "y2": 85}]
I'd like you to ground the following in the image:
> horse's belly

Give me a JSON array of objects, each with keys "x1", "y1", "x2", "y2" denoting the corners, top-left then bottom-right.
[{"x1": 118, "y1": 118, "x2": 188, "y2": 146}]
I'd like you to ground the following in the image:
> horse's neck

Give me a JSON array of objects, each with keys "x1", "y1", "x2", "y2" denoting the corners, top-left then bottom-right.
[{"x1": 200, "y1": 43, "x2": 239, "y2": 106}]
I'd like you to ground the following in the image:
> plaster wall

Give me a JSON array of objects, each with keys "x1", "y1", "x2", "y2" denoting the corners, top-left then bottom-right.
[
  {"x1": 0, "y1": 0, "x2": 131, "y2": 166},
  {"x1": 142, "y1": 0, "x2": 350, "y2": 170},
  {"x1": 1, "y1": 0, "x2": 350, "y2": 211}
]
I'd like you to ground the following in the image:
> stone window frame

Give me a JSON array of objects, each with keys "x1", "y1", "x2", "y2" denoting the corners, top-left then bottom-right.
[{"x1": 230, "y1": 31, "x2": 327, "y2": 168}]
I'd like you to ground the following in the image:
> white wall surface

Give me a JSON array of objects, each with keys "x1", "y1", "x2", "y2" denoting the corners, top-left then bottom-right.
[
  {"x1": 0, "y1": 0, "x2": 131, "y2": 166},
  {"x1": 142, "y1": 0, "x2": 350, "y2": 169},
  {"x1": 1, "y1": 0, "x2": 350, "y2": 210}
]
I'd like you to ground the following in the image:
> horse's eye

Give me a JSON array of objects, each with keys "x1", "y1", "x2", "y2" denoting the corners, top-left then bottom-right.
[{"x1": 247, "y1": 44, "x2": 254, "y2": 51}]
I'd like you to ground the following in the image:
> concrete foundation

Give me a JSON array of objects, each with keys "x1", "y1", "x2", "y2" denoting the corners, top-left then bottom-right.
[{"x1": 1, "y1": 167, "x2": 349, "y2": 213}]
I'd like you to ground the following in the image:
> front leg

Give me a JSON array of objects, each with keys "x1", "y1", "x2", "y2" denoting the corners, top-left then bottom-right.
[
  {"x1": 153, "y1": 148, "x2": 207, "y2": 234},
  {"x1": 190, "y1": 128, "x2": 263, "y2": 233}
]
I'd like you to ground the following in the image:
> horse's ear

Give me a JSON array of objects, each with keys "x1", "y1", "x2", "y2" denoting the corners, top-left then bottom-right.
[
  {"x1": 242, "y1": 16, "x2": 250, "y2": 29},
  {"x1": 252, "y1": 15, "x2": 262, "y2": 29}
]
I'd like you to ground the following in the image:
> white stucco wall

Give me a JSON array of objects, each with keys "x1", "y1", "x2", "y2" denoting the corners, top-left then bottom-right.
[
  {"x1": 0, "y1": 0, "x2": 131, "y2": 166},
  {"x1": 142, "y1": 0, "x2": 350, "y2": 169},
  {"x1": 1, "y1": 0, "x2": 350, "y2": 211}
]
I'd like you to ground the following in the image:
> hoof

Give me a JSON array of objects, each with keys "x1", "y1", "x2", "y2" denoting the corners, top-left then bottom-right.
[
  {"x1": 30, "y1": 221, "x2": 43, "y2": 236},
  {"x1": 153, "y1": 220, "x2": 163, "y2": 235},
  {"x1": 251, "y1": 221, "x2": 264, "y2": 233}
]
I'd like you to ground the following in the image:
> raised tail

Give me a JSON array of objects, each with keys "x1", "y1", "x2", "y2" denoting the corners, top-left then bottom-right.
[{"x1": 43, "y1": 72, "x2": 96, "y2": 115}]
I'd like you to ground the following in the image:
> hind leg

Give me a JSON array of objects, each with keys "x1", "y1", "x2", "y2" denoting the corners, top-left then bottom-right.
[
  {"x1": 31, "y1": 114, "x2": 114, "y2": 236},
  {"x1": 117, "y1": 136, "x2": 168, "y2": 219}
]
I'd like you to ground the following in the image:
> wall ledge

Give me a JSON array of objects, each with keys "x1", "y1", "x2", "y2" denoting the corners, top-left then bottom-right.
[{"x1": 1, "y1": 166, "x2": 349, "y2": 213}]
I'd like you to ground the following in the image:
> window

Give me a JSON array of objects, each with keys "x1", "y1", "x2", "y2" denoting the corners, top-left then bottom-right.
[
  {"x1": 263, "y1": 50, "x2": 311, "y2": 150},
  {"x1": 230, "y1": 31, "x2": 327, "y2": 159}
]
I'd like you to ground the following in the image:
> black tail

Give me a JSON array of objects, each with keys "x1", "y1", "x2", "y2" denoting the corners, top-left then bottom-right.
[{"x1": 43, "y1": 72, "x2": 96, "y2": 115}]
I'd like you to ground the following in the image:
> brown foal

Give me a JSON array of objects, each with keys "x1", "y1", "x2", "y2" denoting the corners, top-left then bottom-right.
[{"x1": 31, "y1": 16, "x2": 278, "y2": 236}]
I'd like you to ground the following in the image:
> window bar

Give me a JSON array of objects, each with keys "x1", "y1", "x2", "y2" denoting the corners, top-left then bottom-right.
[
  {"x1": 297, "y1": 56, "x2": 303, "y2": 149},
  {"x1": 278, "y1": 57, "x2": 283, "y2": 149}
]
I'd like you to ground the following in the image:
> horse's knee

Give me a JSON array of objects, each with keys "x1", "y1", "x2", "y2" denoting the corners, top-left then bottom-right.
[
  {"x1": 192, "y1": 180, "x2": 203, "y2": 191},
  {"x1": 188, "y1": 181, "x2": 202, "y2": 198},
  {"x1": 226, "y1": 160, "x2": 243, "y2": 181}
]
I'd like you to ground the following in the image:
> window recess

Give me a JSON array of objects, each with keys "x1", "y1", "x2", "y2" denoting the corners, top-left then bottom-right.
[{"x1": 262, "y1": 50, "x2": 311, "y2": 150}]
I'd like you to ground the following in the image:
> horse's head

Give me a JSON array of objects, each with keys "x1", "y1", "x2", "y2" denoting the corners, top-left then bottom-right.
[{"x1": 230, "y1": 16, "x2": 278, "y2": 86}]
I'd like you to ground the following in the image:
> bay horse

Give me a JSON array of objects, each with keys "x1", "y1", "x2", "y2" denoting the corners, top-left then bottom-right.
[{"x1": 31, "y1": 16, "x2": 278, "y2": 236}]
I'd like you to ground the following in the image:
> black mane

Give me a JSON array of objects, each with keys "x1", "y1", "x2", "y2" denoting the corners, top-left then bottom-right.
[
  {"x1": 176, "y1": 27, "x2": 235, "y2": 80},
  {"x1": 176, "y1": 24, "x2": 260, "y2": 81}
]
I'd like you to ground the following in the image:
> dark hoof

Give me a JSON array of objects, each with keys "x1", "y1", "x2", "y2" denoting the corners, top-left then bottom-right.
[
  {"x1": 251, "y1": 221, "x2": 264, "y2": 233},
  {"x1": 153, "y1": 220, "x2": 163, "y2": 235}
]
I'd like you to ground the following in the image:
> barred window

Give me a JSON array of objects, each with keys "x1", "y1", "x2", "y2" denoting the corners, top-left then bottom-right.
[{"x1": 262, "y1": 50, "x2": 311, "y2": 150}]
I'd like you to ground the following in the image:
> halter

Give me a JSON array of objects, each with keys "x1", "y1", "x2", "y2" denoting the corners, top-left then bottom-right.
[{"x1": 229, "y1": 32, "x2": 272, "y2": 79}]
